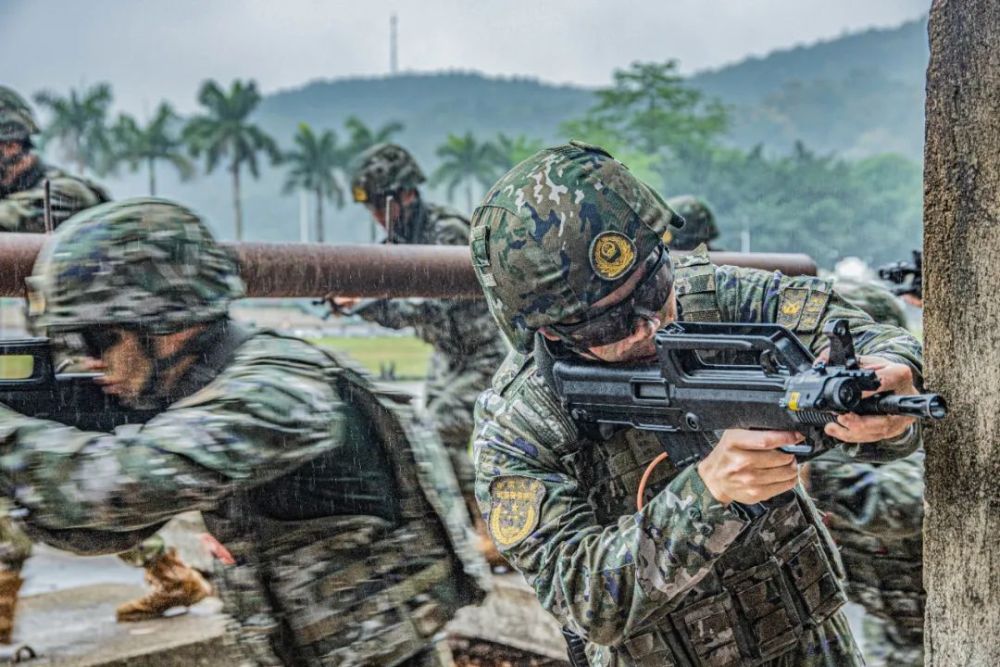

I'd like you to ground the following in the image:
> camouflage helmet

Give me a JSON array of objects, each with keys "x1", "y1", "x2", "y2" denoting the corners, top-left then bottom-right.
[
  {"x1": 26, "y1": 197, "x2": 245, "y2": 335},
  {"x1": 664, "y1": 195, "x2": 719, "y2": 250},
  {"x1": 0, "y1": 85, "x2": 40, "y2": 142},
  {"x1": 834, "y1": 279, "x2": 908, "y2": 329},
  {"x1": 350, "y1": 143, "x2": 426, "y2": 203},
  {"x1": 470, "y1": 140, "x2": 681, "y2": 352}
]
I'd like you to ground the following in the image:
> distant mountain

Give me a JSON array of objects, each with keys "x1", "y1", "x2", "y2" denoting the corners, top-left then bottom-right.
[
  {"x1": 87, "y1": 17, "x2": 929, "y2": 243},
  {"x1": 691, "y1": 16, "x2": 928, "y2": 159}
]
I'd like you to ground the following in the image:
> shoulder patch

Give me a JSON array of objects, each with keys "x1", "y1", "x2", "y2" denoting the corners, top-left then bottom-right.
[
  {"x1": 777, "y1": 287, "x2": 809, "y2": 330},
  {"x1": 488, "y1": 476, "x2": 545, "y2": 548},
  {"x1": 799, "y1": 287, "x2": 831, "y2": 332},
  {"x1": 778, "y1": 285, "x2": 831, "y2": 333}
]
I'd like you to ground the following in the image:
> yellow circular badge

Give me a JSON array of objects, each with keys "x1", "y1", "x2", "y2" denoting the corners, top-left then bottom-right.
[
  {"x1": 590, "y1": 232, "x2": 637, "y2": 281},
  {"x1": 662, "y1": 229, "x2": 673, "y2": 245}
]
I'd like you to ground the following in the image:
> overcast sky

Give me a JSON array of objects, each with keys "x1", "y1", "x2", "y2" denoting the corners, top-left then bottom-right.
[{"x1": 1, "y1": 0, "x2": 929, "y2": 116}]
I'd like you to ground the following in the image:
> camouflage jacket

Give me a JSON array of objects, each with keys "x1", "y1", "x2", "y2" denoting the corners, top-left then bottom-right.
[
  {"x1": 0, "y1": 161, "x2": 109, "y2": 232},
  {"x1": 474, "y1": 255, "x2": 922, "y2": 666},
  {"x1": 808, "y1": 447, "x2": 925, "y2": 628},
  {"x1": 357, "y1": 201, "x2": 508, "y2": 366},
  {"x1": 0, "y1": 325, "x2": 487, "y2": 665}
]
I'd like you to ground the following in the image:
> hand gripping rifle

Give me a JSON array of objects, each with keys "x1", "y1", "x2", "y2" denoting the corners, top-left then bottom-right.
[
  {"x1": 551, "y1": 318, "x2": 945, "y2": 471},
  {"x1": 878, "y1": 250, "x2": 922, "y2": 300}
]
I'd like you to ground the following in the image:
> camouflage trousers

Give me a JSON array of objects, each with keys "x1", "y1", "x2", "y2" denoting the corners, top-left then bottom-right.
[
  {"x1": 861, "y1": 614, "x2": 924, "y2": 667},
  {"x1": 0, "y1": 510, "x2": 165, "y2": 572}
]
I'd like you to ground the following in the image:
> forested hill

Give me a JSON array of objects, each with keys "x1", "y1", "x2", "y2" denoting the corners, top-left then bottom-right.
[
  {"x1": 94, "y1": 16, "x2": 929, "y2": 244},
  {"x1": 691, "y1": 16, "x2": 929, "y2": 159}
]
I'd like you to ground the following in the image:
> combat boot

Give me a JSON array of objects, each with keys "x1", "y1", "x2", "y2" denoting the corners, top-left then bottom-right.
[
  {"x1": 116, "y1": 548, "x2": 212, "y2": 622},
  {"x1": 0, "y1": 570, "x2": 22, "y2": 644}
]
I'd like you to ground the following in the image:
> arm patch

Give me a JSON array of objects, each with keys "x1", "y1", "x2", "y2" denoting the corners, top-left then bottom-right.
[{"x1": 488, "y1": 476, "x2": 546, "y2": 548}]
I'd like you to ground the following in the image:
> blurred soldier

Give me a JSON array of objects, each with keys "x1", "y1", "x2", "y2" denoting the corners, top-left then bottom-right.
[
  {"x1": 0, "y1": 198, "x2": 486, "y2": 664},
  {"x1": 470, "y1": 141, "x2": 925, "y2": 665},
  {"x1": 807, "y1": 278, "x2": 925, "y2": 666},
  {"x1": 0, "y1": 84, "x2": 111, "y2": 644},
  {"x1": 337, "y1": 144, "x2": 508, "y2": 543},
  {"x1": 0, "y1": 84, "x2": 209, "y2": 631},
  {"x1": 0, "y1": 85, "x2": 108, "y2": 232},
  {"x1": 662, "y1": 194, "x2": 719, "y2": 251}
]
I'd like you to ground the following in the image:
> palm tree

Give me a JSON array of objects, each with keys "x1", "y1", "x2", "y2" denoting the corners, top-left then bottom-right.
[
  {"x1": 33, "y1": 83, "x2": 115, "y2": 175},
  {"x1": 110, "y1": 103, "x2": 194, "y2": 195},
  {"x1": 492, "y1": 133, "x2": 544, "y2": 172},
  {"x1": 183, "y1": 79, "x2": 280, "y2": 240},
  {"x1": 431, "y1": 132, "x2": 501, "y2": 212},
  {"x1": 281, "y1": 123, "x2": 346, "y2": 243},
  {"x1": 343, "y1": 116, "x2": 404, "y2": 161}
]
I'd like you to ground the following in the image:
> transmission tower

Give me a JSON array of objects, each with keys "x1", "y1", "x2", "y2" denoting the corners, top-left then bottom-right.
[{"x1": 390, "y1": 14, "x2": 399, "y2": 75}]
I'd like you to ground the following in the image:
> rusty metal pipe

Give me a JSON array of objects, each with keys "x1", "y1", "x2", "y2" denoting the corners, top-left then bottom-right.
[{"x1": 0, "y1": 234, "x2": 816, "y2": 298}]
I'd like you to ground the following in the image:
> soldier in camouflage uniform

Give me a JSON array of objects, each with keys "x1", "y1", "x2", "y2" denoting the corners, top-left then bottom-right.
[
  {"x1": 0, "y1": 198, "x2": 487, "y2": 665},
  {"x1": 469, "y1": 141, "x2": 925, "y2": 666},
  {"x1": 807, "y1": 279, "x2": 925, "y2": 666},
  {"x1": 0, "y1": 85, "x2": 210, "y2": 631},
  {"x1": 0, "y1": 84, "x2": 110, "y2": 644},
  {"x1": 0, "y1": 85, "x2": 108, "y2": 232},
  {"x1": 662, "y1": 195, "x2": 719, "y2": 251},
  {"x1": 339, "y1": 144, "x2": 508, "y2": 513}
]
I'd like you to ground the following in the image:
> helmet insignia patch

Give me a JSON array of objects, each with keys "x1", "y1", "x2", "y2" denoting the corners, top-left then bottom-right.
[{"x1": 590, "y1": 232, "x2": 637, "y2": 281}]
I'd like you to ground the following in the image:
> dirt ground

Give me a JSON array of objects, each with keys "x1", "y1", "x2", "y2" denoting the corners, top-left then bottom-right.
[{"x1": 450, "y1": 637, "x2": 566, "y2": 667}]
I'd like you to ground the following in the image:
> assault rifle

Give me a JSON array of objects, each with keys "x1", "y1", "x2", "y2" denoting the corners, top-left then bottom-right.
[
  {"x1": 0, "y1": 338, "x2": 157, "y2": 432},
  {"x1": 550, "y1": 319, "x2": 945, "y2": 468},
  {"x1": 878, "y1": 250, "x2": 922, "y2": 300}
]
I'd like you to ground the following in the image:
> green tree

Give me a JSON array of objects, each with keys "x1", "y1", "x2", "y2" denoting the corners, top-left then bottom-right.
[
  {"x1": 110, "y1": 103, "x2": 194, "y2": 196},
  {"x1": 33, "y1": 83, "x2": 115, "y2": 175},
  {"x1": 343, "y1": 116, "x2": 404, "y2": 162},
  {"x1": 281, "y1": 123, "x2": 347, "y2": 243},
  {"x1": 491, "y1": 133, "x2": 544, "y2": 172},
  {"x1": 183, "y1": 79, "x2": 280, "y2": 240},
  {"x1": 431, "y1": 132, "x2": 500, "y2": 212},
  {"x1": 563, "y1": 61, "x2": 728, "y2": 157}
]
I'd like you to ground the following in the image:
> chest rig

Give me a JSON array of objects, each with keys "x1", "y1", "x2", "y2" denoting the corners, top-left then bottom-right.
[
  {"x1": 203, "y1": 340, "x2": 487, "y2": 666},
  {"x1": 540, "y1": 252, "x2": 849, "y2": 666}
]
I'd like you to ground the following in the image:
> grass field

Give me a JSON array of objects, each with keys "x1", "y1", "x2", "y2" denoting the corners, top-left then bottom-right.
[{"x1": 311, "y1": 336, "x2": 433, "y2": 379}]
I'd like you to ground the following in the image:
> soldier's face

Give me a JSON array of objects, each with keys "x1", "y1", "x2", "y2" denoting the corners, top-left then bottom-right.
[
  {"x1": 365, "y1": 189, "x2": 417, "y2": 231},
  {"x1": 0, "y1": 141, "x2": 27, "y2": 182},
  {"x1": 582, "y1": 289, "x2": 677, "y2": 363},
  {"x1": 80, "y1": 330, "x2": 153, "y2": 404},
  {"x1": 541, "y1": 256, "x2": 678, "y2": 363},
  {"x1": 79, "y1": 328, "x2": 199, "y2": 406}
]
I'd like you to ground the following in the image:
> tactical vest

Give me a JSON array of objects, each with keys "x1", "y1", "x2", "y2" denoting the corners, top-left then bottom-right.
[
  {"x1": 533, "y1": 251, "x2": 849, "y2": 666},
  {"x1": 202, "y1": 336, "x2": 488, "y2": 666}
]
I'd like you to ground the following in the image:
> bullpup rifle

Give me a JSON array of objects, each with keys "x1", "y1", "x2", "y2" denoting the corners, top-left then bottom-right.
[{"x1": 551, "y1": 319, "x2": 945, "y2": 468}]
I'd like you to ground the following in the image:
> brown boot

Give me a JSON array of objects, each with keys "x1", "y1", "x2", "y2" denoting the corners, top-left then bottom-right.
[
  {"x1": 0, "y1": 571, "x2": 22, "y2": 644},
  {"x1": 117, "y1": 548, "x2": 212, "y2": 622}
]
